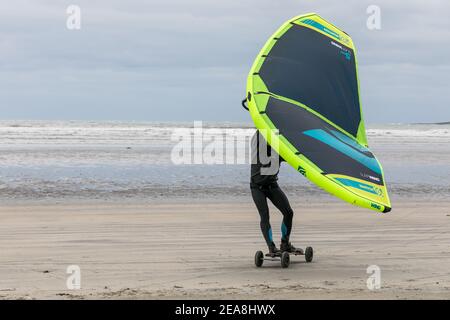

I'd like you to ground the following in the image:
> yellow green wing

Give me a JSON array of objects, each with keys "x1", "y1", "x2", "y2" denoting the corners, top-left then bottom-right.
[{"x1": 245, "y1": 13, "x2": 391, "y2": 213}]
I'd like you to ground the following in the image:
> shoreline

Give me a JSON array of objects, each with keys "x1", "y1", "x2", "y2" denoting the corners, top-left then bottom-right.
[{"x1": 1, "y1": 181, "x2": 450, "y2": 206}]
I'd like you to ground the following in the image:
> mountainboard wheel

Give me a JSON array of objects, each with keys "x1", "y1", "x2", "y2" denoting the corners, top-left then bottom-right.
[
  {"x1": 305, "y1": 246, "x2": 313, "y2": 263},
  {"x1": 281, "y1": 252, "x2": 290, "y2": 268},
  {"x1": 254, "y1": 250, "x2": 264, "y2": 267}
]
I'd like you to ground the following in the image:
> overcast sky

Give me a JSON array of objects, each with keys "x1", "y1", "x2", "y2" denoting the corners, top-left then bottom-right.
[{"x1": 1, "y1": 0, "x2": 449, "y2": 123}]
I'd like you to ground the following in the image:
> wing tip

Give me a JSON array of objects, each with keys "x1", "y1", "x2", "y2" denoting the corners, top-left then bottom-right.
[{"x1": 382, "y1": 206, "x2": 392, "y2": 213}]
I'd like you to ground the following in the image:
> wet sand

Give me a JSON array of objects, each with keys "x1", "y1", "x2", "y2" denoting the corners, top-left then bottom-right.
[{"x1": 0, "y1": 200, "x2": 449, "y2": 299}]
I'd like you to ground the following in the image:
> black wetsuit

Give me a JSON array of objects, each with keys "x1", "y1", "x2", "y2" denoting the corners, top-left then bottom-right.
[{"x1": 250, "y1": 131, "x2": 293, "y2": 249}]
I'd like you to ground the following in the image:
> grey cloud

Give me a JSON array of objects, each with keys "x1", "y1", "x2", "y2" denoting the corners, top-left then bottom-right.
[{"x1": 0, "y1": 0, "x2": 449, "y2": 122}]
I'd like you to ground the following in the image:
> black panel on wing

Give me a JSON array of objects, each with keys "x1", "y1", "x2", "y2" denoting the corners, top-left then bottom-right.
[
  {"x1": 259, "y1": 25, "x2": 361, "y2": 137},
  {"x1": 264, "y1": 97, "x2": 383, "y2": 185}
]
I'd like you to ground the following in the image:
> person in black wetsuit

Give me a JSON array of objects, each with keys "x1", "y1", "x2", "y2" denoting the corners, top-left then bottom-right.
[{"x1": 250, "y1": 130, "x2": 299, "y2": 255}]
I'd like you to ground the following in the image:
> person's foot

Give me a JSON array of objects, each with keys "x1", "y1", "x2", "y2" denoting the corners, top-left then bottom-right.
[
  {"x1": 267, "y1": 242, "x2": 281, "y2": 256},
  {"x1": 280, "y1": 239, "x2": 303, "y2": 254}
]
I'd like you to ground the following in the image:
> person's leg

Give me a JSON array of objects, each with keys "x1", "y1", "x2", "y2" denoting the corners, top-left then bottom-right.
[
  {"x1": 251, "y1": 187, "x2": 276, "y2": 250},
  {"x1": 266, "y1": 185, "x2": 293, "y2": 242}
]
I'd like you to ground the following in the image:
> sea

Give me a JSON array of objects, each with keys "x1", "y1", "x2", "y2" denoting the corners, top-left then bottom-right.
[{"x1": 0, "y1": 120, "x2": 449, "y2": 203}]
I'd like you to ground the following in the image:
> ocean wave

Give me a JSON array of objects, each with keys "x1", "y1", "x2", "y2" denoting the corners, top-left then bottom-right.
[{"x1": 367, "y1": 129, "x2": 450, "y2": 138}]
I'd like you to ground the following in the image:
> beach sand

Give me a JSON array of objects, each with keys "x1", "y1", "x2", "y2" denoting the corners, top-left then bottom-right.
[{"x1": 0, "y1": 199, "x2": 449, "y2": 300}]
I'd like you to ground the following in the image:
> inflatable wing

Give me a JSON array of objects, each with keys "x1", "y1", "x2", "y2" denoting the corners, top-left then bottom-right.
[{"x1": 245, "y1": 13, "x2": 391, "y2": 213}]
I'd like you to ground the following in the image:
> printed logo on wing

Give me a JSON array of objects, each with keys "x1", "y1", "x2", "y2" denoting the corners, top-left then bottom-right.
[
  {"x1": 297, "y1": 166, "x2": 306, "y2": 176},
  {"x1": 373, "y1": 187, "x2": 383, "y2": 197},
  {"x1": 360, "y1": 172, "x2": 381, "y2": 183},
  {"x1": 334, "y1": 177, "x2": 380, "y2": 196},
  {"x1": 301, "y1": 18, "x2": 351, "y2": 46},
  {"x1": 371, "y1": 203, "x2": 381, "y2": 210}
]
